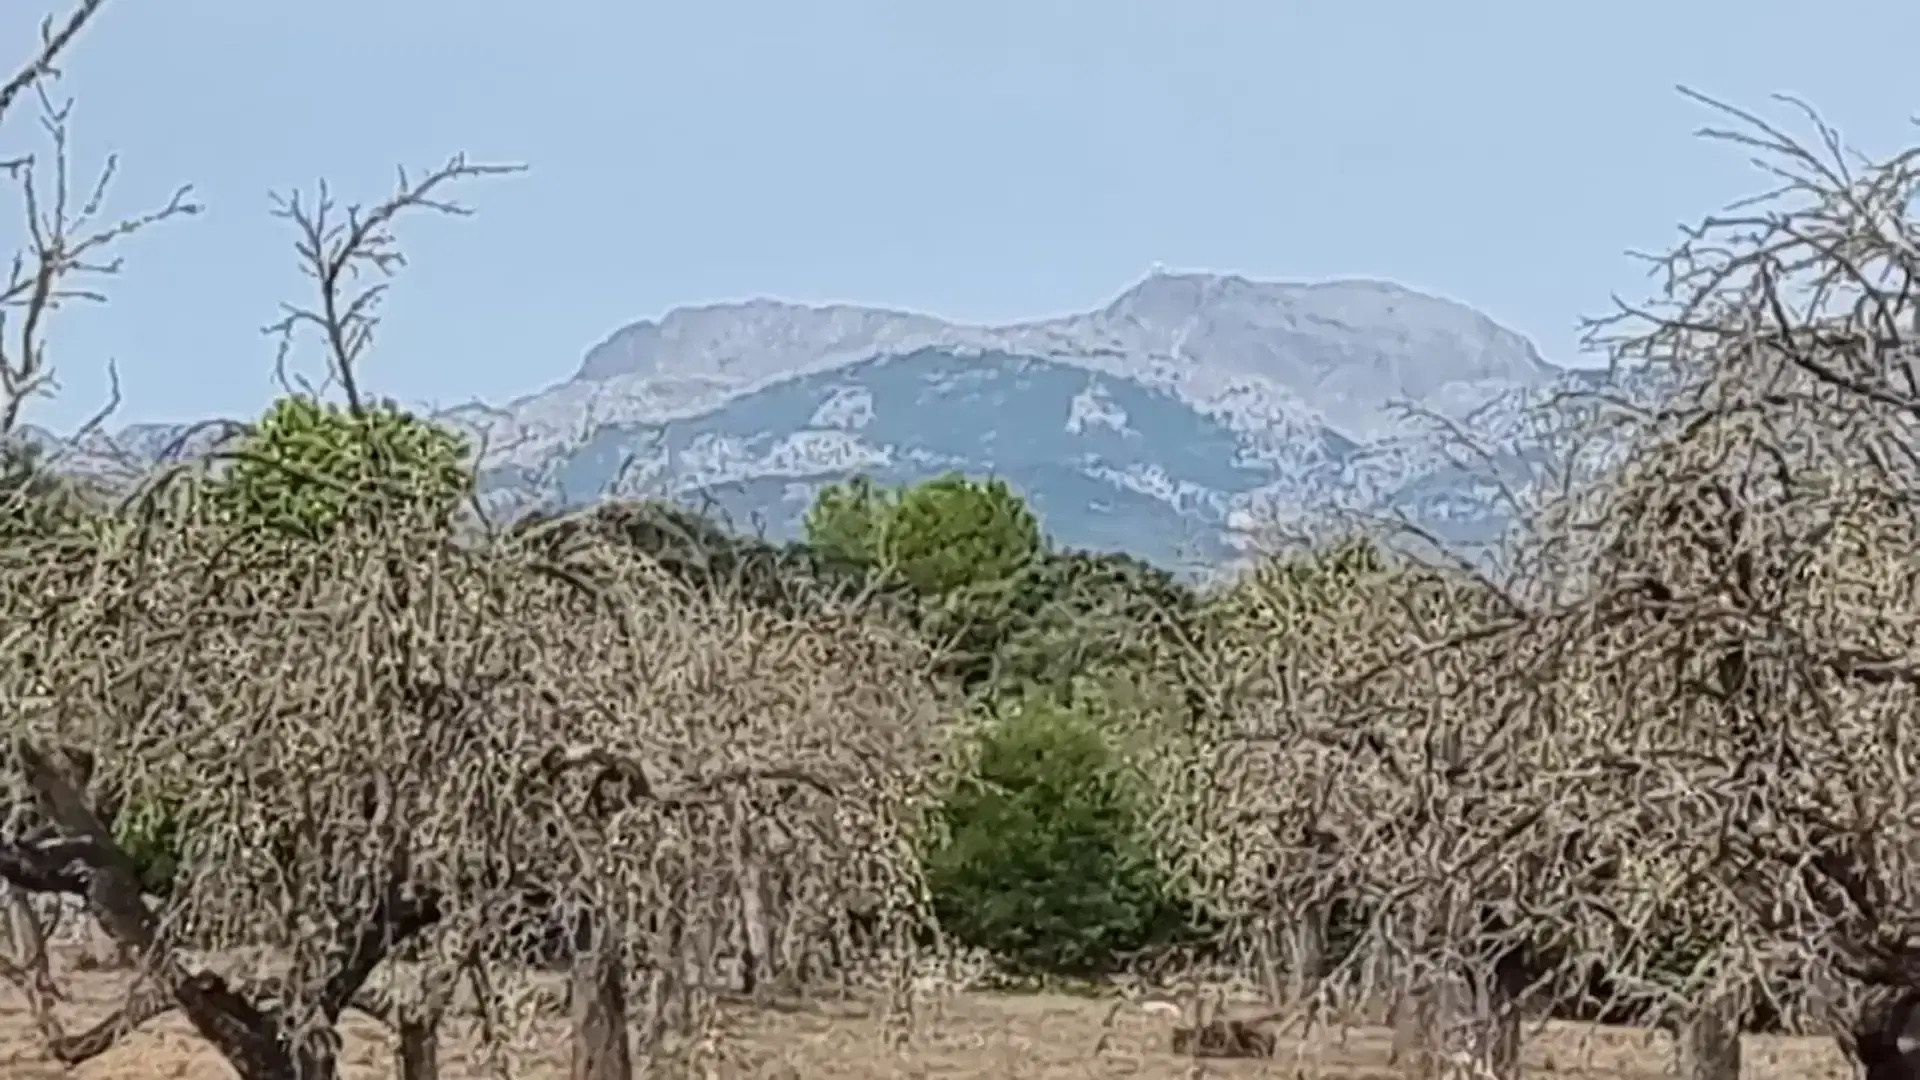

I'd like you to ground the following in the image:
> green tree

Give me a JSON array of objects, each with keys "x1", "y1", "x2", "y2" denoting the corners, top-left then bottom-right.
[
  {"x1": 883, "y1": 473, "x2": 1042, "y2": 597},
  {"x1": 804, "y1": 472, "x2": 1043, "y2": 597},
  {"x1": 991, "y1": 548, "x2": 1199, "y2": 703},
  {"x1": 804, "y1": 473, "x2": 1046, "y2": 692},
  {"x1": 923, "y1": 695, "x2": 1192, "y2": 976},
  {"x1": 208, "y1": 395, "x2": 473, "y2": 540},
  {"x1": 801, "y1": 473, "x2": 896, "y2": 565}
]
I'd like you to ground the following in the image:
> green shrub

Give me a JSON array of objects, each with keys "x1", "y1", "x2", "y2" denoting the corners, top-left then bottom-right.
[
  {"x1": 208, "y1": 394, "x2": 473, "y2": 541},
  {"x1": 113, "y1": 793, "x2": 185, "y2": 896},
  {"x1": 923, "y1": 698, "x2": 1191, "y2": 976}
]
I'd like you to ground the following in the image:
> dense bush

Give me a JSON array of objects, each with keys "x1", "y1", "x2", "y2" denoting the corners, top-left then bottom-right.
[
  {"x1": 922, "y1": 697, "x2": 1193, "y2": 976},
  {"x1": 207, "y1": 394, "x2": 472, "y2": 540}
]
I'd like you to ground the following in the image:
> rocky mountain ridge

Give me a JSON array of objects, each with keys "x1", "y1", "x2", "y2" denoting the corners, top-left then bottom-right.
[{"x1": 24, "y1": 271, "x2": 1610, "y2": 569}]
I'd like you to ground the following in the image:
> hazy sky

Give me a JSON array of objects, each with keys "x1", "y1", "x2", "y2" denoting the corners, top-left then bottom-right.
[{"x1": 3, "y1": 0, "x2": 1917, "y2": 432}]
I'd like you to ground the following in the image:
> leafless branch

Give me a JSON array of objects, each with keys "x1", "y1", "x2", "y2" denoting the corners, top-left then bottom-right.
[
  {"x1": 263, "y1": 155, "x2": 524, "y2": 415},
  {"x1": 0, "y1": 52, "x2": 197, "y2": 435},
  {"x1": 0, "y1": 0, "x2": 104, "y2": 129}
]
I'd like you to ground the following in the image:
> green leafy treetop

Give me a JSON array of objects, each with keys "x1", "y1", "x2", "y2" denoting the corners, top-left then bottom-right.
[
  {"x1": 801, "y1": 473, "x2": 897, "y2": 566},
  {"x1": 208, "y1": 394, "x2": 474, "y2": 541},
  {"x1": 805, "y1": 472, "x2": 1042, "y2": 596},
  {"x1": 806, "y1": 472, "x2": 1046, "y2": 691},
  {"x1": 882, "y1": 473, "x2": 1043, "y2": 597},
  {"x1": 992, "y1": 548, "x2": 1200, "y2": 703}
]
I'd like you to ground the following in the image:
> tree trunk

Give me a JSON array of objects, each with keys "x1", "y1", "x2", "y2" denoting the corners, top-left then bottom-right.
[
  {"x1": 734, "y1": 826, "x2": 771, "y2": 998},
  {"x1": 0, "y1": 886, "x2": 59, "y2": 1012},
  {"x1": 395, "y1": 1015, "x2": 438, "y2": 1080},
  {"x1": 1410, "y1": 961, "x2": 1524, "y2": 1080},
  {"x1": 1848, "y1": 987, "x2": 1920, "y2": 1080},
  {"x1": 1253, "y1": 921, "x2": 1285, "y2": 1006},
  {"x1": 1284, "y1": 908, "x2": 1328, "y2": 1004},
  {"x1": 1390, "y1": 981, "x2": 1430, "y2": 1070},
  {"x1": 86, "y1": 921, "x2": 133, "y2": 969},
  {"x1": 1676, "y1": 988, "x2": 1743, "y2": 1080},
  {"x1": 569, "y1": 913, "x2": 632, "y2": 1080}
]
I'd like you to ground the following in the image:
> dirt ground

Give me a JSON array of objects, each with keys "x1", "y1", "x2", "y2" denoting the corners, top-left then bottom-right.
[{"x1": 0, "y1": 969, "x2": 1858, "y2": 1079}]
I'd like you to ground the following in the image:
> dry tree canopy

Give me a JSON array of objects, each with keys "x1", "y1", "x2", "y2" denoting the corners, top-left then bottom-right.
[
  {"x1": 1157, "y1": 93, "x2": 1920, "y2": 1032},
  {"x1": 1172, "y1": 536, "x2": 1520, "y2": 990},
  {"x1": 1531, "y1": 91, "x2": 1920, "y2": 1005},
  {"x1": 0, "y1": 485, "x2": 949, "y2": 1035},
  {"x1": 1268, "y1": 90, "x2": 1920, "y2": 1027}
]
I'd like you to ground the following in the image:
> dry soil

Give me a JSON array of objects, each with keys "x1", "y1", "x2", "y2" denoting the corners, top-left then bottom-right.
[{"x1": 0, "y1": 966, "x2": 1859, "y2": 1079}]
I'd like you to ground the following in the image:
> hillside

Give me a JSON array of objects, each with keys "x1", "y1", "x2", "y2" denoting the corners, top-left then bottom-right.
[{"x1": 29, "y1": 271, "x2": 1604, "y2": 568}]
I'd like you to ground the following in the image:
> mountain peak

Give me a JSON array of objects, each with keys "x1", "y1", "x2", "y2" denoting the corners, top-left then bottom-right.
[
  {"x1": 574, "y1": 299, "x2": 942, "y2": 383},
  {"x1": 42, "y1": 270, "x2": 1596, "y2": 571},
  {"x1": 574, "y1": 274, "x2": 1552, "y2": 412},
  {"x1": 1102, "y1": 271, "x2": 1544, "y2": 360}
]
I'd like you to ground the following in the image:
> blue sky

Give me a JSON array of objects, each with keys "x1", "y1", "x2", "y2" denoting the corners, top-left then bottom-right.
[{"x1": 4, "y1": 0, "x2": 1918, "y2": 432}]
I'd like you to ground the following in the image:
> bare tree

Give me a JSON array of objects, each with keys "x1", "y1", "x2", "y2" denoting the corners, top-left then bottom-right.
[
  {"x1": 0, "y1": 0, "x2": 198, "y2": 438},
  {"x1": 0, "y1": 15, "x2": 961, "y2": 1080},
  {"x1": 0, "y1": 0, "x2": 197, "y2": 1063},
  {"x1": 1169, "y1": 524, "x2": 1552, "y2": 1080},
  {"x1": 263, "y1": 155, "x2": 522, "y2": 414},
  {"x1": 0, "y1": 455, "x2": 952, "y2": 1080},
  {"x1": 1253, "y1": 88, "x2": 1920, "y2": 1080},
  {"x1": 1566, "y1": 87, "x2": 1920, "y2": 1077}
]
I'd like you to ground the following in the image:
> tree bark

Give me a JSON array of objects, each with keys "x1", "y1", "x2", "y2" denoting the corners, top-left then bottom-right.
[
  {"x1": 0, "y1": 886, "x2": 59, "y2": 1014},
  {"x1": 396, "y1": 1015, "x2": 439, "y2": 1080},
  {"x1": 1283, "y1": 908, "x2": 1328, "y2": 1004},
  {"x1": 1389, "y1": 981, "x2": 1430, "y2": 1070},
  {"x1": 0, "y1": 742, "x2": 439, "y2": 1080},
  {"x1": 1409, "y1": 960, "x2": 1524, "y2": 1080},
  {"x1": 1676, "y1": 988, "x2": 1743, "y2": 1080},
  {"x1": 734, "y1": 823, "x2": 771, "y2": 997},
  {"x1": 569, "y1": 912, "x2": 632, "y2": 1080},
  {"x1": 1253, "y1": 921, "x2": 1284, "y2": 1006},
  {"x1": 1848, "y1": 987, "x2": 1920, "y2": 1080}
]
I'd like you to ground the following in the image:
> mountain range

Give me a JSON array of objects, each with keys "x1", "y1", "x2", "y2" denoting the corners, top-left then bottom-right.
[{"x1": 30, "y1": 271, "x2": 1615, "y2": 570}]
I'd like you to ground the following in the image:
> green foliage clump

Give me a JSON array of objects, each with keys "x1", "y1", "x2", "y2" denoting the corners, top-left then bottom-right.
[
  {"x1": 992, "y1": 548, "x2": 1199, "y2": 702},
  {"x1": 923, "y1": 696, "x2": 1192, "y2": 976},
  {"x1": 806, "y1": 472, "x2": 1047, "y2": 690},
  {"x1": 883, "y1": 474, "x2": 1042, "y2": 597},
  {"x1": 802, "y1": 474, "x2": 1215, "y2": 977},
  {"x1": 112, "y1": 793, "x2": 186, "y2": 896},
  {"x1": 208, "y1": 395, "x2": 473, "y2": 540},
  {"x1": 805, "y1": 472, "x2": 1042, "y2": 597},
  {"x1": 801, "y1": 474, "x2": 896, "y2": 567}
]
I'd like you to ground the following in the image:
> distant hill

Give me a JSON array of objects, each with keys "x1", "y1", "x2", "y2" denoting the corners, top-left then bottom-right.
[{"x1": 26, "y1": 271, "x2": 1612, "y2": 569}]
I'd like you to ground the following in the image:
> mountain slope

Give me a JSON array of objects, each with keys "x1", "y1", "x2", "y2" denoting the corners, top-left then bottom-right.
[
  {"x1": 487, "y1": 346, "x2": 1338, "y2": 566},
  {"x1": 32, "y1": 271, "x2": 1590, "y2": 568}
]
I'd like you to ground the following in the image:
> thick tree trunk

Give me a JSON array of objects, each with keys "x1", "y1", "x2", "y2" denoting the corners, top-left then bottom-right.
[
  {"x1": 569, "y1": 913, "x2": 632, "y2": 1080},
  {"x1": 85, "y1": 921, "x2": 133, "y2": 969},
  {"x1": 1405, "y1": 961, "x2": 1524, "y2": 1080},
  {"x1": 396, "y1": 1016, "x2": 438, "y2": 1080},
  {"x1": 1848, "y1": 988, "x2": 1920, "y2": 1080},
  {"x1": 1389, "y1": 981, "x2": 1428, "y2": 1068},
  {"x1": 1253, "y1": 921, "x2": 1285, "y2": 1006},
  {"x1": 0, "y1": 886, "x2": 59, "y2": 1013},
  {"x1": 1676, "y1": 989, "x2": 1743, "y2": 1080}
]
